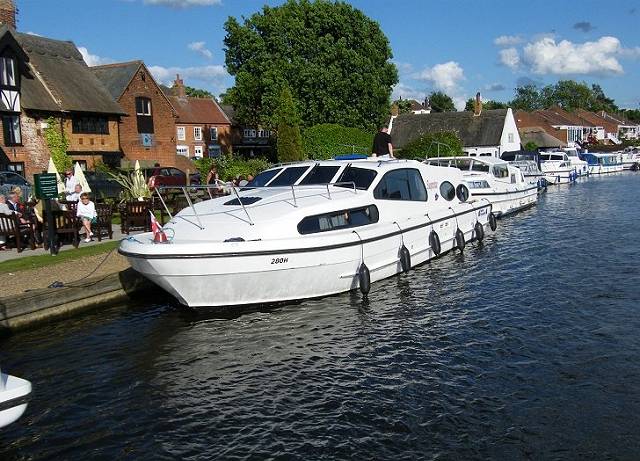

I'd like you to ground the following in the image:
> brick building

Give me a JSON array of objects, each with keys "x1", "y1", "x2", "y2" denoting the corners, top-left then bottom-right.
[
  {"x1": 165, "y1": 76, "x2": 231, "y2": 159},
  {"x1": 92, "y1": 61, "x2": 192, "y2": 170},
  {"x1": 0, "y1": 8, "x2": 125, "y2": 179},
  {"x1": 219, "y1": 104, "x2": 273, "y2": 159}
]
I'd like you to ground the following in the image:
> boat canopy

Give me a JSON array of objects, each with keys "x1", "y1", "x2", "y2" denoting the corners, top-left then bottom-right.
[{"x1": 501, "y1": 150, "x2": 541, "y2": 166}]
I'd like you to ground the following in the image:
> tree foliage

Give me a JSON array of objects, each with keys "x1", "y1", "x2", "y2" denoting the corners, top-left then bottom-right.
[
  {"x1": 509, "y1": 80, "x2": 619, "y2": 112},
  {"x1": 184, "y1": 86, "x2": 214, "y2": 99},
  {"x1": 392, "y1": 99, "x2": 413, "y2": 115},
  {"x1": 428, "y1": 91, "x2": 456, "y2": 112},
  {"x1": 223, "y1": 0, "x2": 398, "y2": 130},
  {"x1": 275, "y1": 87, "x2": 304, "y2": 162},
  {"x1": 523, "y1": 141, "x2": 539, "y2": 152},
  {"x1": 464, "y1": 98, "x2": 508, "y2": 111},
  {"x1": 44, "y1": 117, "x2": 72, "y2": 172},
  {"x1": 622, "y1": 109, "x2": 640, "y2": 122},
  {"x1": 194, "y1": 155, "x2": 271, "y2": 182},
  {"x1": 396, "y1": 131, "x2": 464, "y2": 159},
  {"x1": 302, "y1": 123, "x2": 374, "y2": 159}
]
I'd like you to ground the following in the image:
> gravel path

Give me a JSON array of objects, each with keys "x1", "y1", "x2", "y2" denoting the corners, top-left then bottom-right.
[{"x1": 1, "y1": 251, "x2": 130, "y2": 298}]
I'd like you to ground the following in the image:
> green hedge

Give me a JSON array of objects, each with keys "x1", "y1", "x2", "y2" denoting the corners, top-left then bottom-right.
[
  {"x1": 303, "y1": 124, "x2": 374, "y2": 160},
  {"x1": 397, "y1": 131, "x2": 464, "y2": 159},
  {"x1": 193, "y1": 155, "x2": 272, "y2": 182}
]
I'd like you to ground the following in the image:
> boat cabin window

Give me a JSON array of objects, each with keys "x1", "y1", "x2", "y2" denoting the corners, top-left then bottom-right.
[
  {"x1": 246, "y1": 168, "x2": 282, "y2": 187},
  {"x1": 335, "y1": 166, "x2": 377, "y2": 190},
  {"x1": 439, "y1": 181, "x2": 455, "y2": 201},
  {"x1": 452, "y1": 159, "x2": 472, "y2": 171},
  {"x1": 297, "y1": 205, "x2": 379, "y2": 235},
  {"x1": 456, "y1": 184, "x2": 470, "y2": 202},
  {"x1": 299, "y1": 165, "x2": 340, "y2": 185},
  {"x1": 224, "y1": 197, "x2": 262, "y2": 206},
  {"x1": 268, "y1": 166, "x2": 309, "y2": 186},
  {"x1": 466, "y1": 180, "x2": 490, "y2": 189},
  {"x1": 510, "y1": 173, "x2": 517, "y2": 184},
  {"x1": 373, "y1": 168, "x2": 427, "y2": 201},
  {"x1": 471, "y1": 161, "x2": 490, "y2": 172},
  {"x1": 492, "y1": 165, "x2": 509, "y2": 178}
]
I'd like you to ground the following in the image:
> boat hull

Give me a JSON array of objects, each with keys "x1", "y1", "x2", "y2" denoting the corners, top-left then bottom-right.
[
  {"x1": 0, "y1": 373, "x2": 31, "y2": 429},
  {"x1": 469, "y1": 185, "x2": 538, "y2": 217},
  {"x1": 122, "y1": 205, "x2": 492, "y2": 308},
  {"x1": 588, "y1": 165, "x2": 624, "y2": 174}
]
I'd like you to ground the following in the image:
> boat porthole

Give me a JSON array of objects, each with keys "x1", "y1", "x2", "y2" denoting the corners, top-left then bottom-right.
[
  {"x1": 439, "y1": 181, "x2": 456, "y2": 201},
  {"x1": 475, "y1": 221, "x2": 484, "y2": 242},
  {"x1": 429, "y1": 230, "x2": 441, "y2": 256},
  {"x1": 455, "y1": 228, "x2": 466, "y2": 252},
  {"x1": 456, "y1": 184, "x2": 470, "y2": 202}
]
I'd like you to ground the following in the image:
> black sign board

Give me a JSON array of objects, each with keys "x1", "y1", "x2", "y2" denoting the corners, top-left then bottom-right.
[{"x1": 34, "y1": 173, "x2": 60, "y2": 199}]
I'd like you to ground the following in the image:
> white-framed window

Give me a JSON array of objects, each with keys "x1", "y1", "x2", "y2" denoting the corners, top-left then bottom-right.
[
  {"x1": 135, "y1": 97, "x2": 152, "y2": 116},
  {"x1": 194, "y1": 145, "x2": 204, "y2": 158},
  {"x1": 250, "y1": 129, "x2": 256, "y2": 137},
  {"x1": 210, "y1": 127, "x2": 218, "y2": 142},
  {"x1": 507, "y1": 133, "x2": 514, "y2": 143},
  {"x1": 194, "y1": 126, "x2": 203, "y2": 141},
  {"x1": 177, "y1": 126, "x2": 185, "y2": 141},
  {"x1": 243, "y1": 128, "x2": 252, "y2": 138},
  {"x1": 0, "y1": 57, "x2": 16, "y2": 86},
  {"x1": 176, "y1": 145, "x2": 189, "y2": 156},
  {"x1": 2, "y1": 115, "x2": 21, "y2": 145}
]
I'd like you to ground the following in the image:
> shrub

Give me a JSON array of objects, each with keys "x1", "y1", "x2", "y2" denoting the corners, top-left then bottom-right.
[
  {"x1": 397, "y1": 131, "x2": 464, "y2": 159},
  {"x1": 524, "y1": 141, "x2": 539, "y2": 152},
  {"x1": 303, "y1": 124, "x2": 374, "y2": 160},
  {"x1": 194, "y1": 155, "x2": 272, "y2": 182},
  {"x1": 275, "y1": 87, "x2": 304, "y2": 163}
]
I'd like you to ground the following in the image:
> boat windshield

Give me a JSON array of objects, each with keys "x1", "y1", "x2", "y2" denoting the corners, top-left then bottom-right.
[
  {"x1": 246, "y1": 168, "x2": 282, "y2": 187},
  {"x1": 452, "y1": 158, "x2": 472, "y2": 170},
  {"x1": 471, "y1": 161, "x2": 490, "y2": 172},
  {"x1": 335, "y1": 166, "x2": 378, "y2": 190},
  {"x1": 268, "y1": 166, "x2": 309, "y2": 186},
  {"x1": 299, "y1": 165, "x2": 341, "y2": 185}
]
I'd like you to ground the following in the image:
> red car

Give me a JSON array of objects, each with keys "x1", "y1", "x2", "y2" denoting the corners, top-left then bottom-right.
[{"x1": 144, "y1": 167, "x2": 200, "y2": 189}]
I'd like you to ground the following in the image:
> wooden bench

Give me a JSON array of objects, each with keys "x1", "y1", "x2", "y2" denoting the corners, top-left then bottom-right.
[
  {"x1": 120, "y1": 201, "x2": 151, "y2": 234},
  {"x1": 0, "y1": 212, "x2": 36, "y2": 252},
  {"x1": 42, "y1": 209, "x2": 81, "y2": 250},
  {"x1": 92, "y1": 203, "x2": 114, "y2": 241}
]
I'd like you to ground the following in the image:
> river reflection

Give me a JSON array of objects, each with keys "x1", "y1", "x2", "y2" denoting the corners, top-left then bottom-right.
[{"x1": 2, "y1": 173, "x2": 640, "y2": 460}]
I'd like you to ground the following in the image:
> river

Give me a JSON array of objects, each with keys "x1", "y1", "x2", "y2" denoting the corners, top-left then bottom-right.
[{"x1": 2, "y1": 172, "x2": 640, "y2": 460}]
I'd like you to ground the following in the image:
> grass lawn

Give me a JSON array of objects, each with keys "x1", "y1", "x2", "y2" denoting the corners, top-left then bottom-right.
[{"x1": 0, "y1": 240, "x2": 121, "y2": 274}]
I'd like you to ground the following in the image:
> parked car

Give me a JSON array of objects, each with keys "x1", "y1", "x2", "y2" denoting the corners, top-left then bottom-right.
[
  {"x1": 84, "y1": 171, "x2": 123, "y2": 199},
  {"x1": 0, "y1": 171, "x2": 32, "y2": 200},
  {"x1": 143, "y1": 167, "x2": 200, "y2": 189}
]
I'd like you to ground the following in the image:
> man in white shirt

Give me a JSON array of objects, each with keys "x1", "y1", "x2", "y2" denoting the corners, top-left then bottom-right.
[{"x1": 64, "y1": 170, "x2": 77, "y2": 198}]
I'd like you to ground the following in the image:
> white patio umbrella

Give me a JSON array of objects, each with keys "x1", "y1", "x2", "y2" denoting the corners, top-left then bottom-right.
[
  {"x1": 47, "y1": 158, "x2": 65, "y2": 194},
  {"x1": 133, "y1": 159, "x2": 147, "y2": 200},
  {"x1": 73, "y1": 162, "x2": 91, "y2": 193}
]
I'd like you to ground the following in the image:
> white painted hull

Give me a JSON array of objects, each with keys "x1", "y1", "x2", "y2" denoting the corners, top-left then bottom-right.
[
  {"x1": 543, "y1": 171, "x2": 575, "y2": 184},
  {"x1": 124, "y1": 205, "x2": 492, "y2": 308},
  {"x1": 588, "y1": 164, "x2": 625, "y2": 174},
  {"x1": 468, "y1": 186, "x2": 538, "y2": 217},
  {"x1": 0, "y1": 373, "x2": 31, "y2": 429}
]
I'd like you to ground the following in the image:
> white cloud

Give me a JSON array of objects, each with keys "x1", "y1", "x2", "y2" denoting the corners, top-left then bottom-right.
[
  {"x1": 499, "y1": 47, "x2": 520, "y2": 70},
  {"x1": 392, "y1": 60, "x2": 414, "y2": 75},
  {"x1": 78, "y1": 47, "x2": 113, "y2": 67},
  {"x1": 494, "y1": 35, "x2": 523, "y2": 47},
  {"x1": 523, "y1": 36, "x2": 624, "y2": 75},
  {"x1": 415, "y1": 61, "x2": 465, "y2": 94},
  {"x1": 187, "y1": 41, "x2": 213, "y2": 60},
  {"x1": 620, "y1": 46, "x2": 640, "y2": 59},
  {"x1": 142, "y1": 0, "x2": 221, "y2": 7},
  {"x1": 391, "y1": 82, "x2": 426, "y2": 102},
  {"x1": 149, "y1": 64, "x2": 229, "y2": 94}
]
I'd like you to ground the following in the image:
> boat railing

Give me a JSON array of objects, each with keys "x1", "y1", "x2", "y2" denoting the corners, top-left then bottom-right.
[{"x1": 153, "y1": 180, "x2": 358, "y2": 228}]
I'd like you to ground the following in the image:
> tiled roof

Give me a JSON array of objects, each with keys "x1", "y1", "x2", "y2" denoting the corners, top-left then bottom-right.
[
  {"x1": 13, "y1": 29, "x2": 125, "y2": 114},
  {"x1": 518, "y1": 126, "x2": 566, "y2": 148},
  {"x1": 169, "y1": 96, "x2": 230, "y2": 125},
  {"x1": 391, "y1": 109, "x2": 508, "y2": 148},
  {"x1": 91, "y1": 61, "x2": 142, "y2": 100}
]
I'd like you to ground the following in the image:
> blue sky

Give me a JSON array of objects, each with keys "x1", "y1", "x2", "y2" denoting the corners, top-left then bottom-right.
[{"x1": 18, "y1": 0, "x2": 640, "y2": 110}]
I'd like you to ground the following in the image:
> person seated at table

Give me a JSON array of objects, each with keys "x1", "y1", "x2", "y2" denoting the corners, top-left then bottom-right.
[
  {"x1": 76, "y1": 192, "x2": 97, "y2": 243},
  {"x1": 66, "y1": 184, "x2": 82, "y2": 202},
  {"x1": 0, "y1": 195, "x2": 11, "y2": 250}
]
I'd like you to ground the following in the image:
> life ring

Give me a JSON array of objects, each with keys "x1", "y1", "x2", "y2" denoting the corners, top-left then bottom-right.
[
  {"x1": 358, "y1": 262, "x2": 370, "y2": 296},
  {"x1": 455, "y1": 228, "x2": 466, "y2": 252},
  {"x1": 399, "y1": 245, "x2": 411, "y2": 273},
  {"x1": 489, "y1": 212, "x2": 498, "y2": 231},
  {"x1": 429, "y1": 230, "x2": 441, "y2": 256},
  {"x1": 474, "y1": 221, "x2": 484, "y2": 242}
]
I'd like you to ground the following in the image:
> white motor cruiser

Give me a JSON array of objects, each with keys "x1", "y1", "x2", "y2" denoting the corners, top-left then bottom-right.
[
  {"x1": 620, "y1": 148, "x2": 640, "y2": 170},
  {"x1": 0, "y1": 367, "x2": 32, "y2": 429},
  {"x1": 539, "y1": 152, "x2": 577, "y2": 184},
  {"x1": 580, "y1": 152, "x2": 624, "y2": 174},
  {"x1": 425, "y1": 156, "x2": 538, "y2": 217},
  {"x1": 119, "y1": 158, "x2": 496, "y2": 308},
  {"x1": 562, "y1": 147, "x2": 589, "y2": 176},
  {"x1": 500, "y1": 151, "x2": 548, "y2": 190}
]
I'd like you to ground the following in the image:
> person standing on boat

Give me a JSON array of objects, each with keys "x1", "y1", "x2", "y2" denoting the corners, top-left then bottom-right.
[{"x1": 372, "y1": 126, "x2": 394, "y2": 158}]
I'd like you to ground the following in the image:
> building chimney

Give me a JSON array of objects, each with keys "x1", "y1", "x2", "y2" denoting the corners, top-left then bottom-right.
[
  {"x1": 0, "y1": 0, "x2": 16, "y2": 29},
  {"x1": 173, "y1": 74, "x2": 186, "y2": 98},
  {"x1": 424, "y1": 96, "x2": 430, "y2": 109},
  {"x1": 474, "y1": 92, "x2": 482, "y2": 116}
]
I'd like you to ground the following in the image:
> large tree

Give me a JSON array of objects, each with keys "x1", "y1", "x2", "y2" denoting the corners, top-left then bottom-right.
[
  {"x1": 428, "y1": 91, "x2": 456, "y2": 112},
  {"x1": 223, "y1": 0, "x2": 398, "y2": 130},
  {"x1": 510, "y1": 84, "x2": 544, "y2": 111},
  {"x1": 464, "y1": 98, "x2": 508, "y2": 111},
  {"x1": 510, "y1": 80, "x2": 619, "y2": 112}
]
